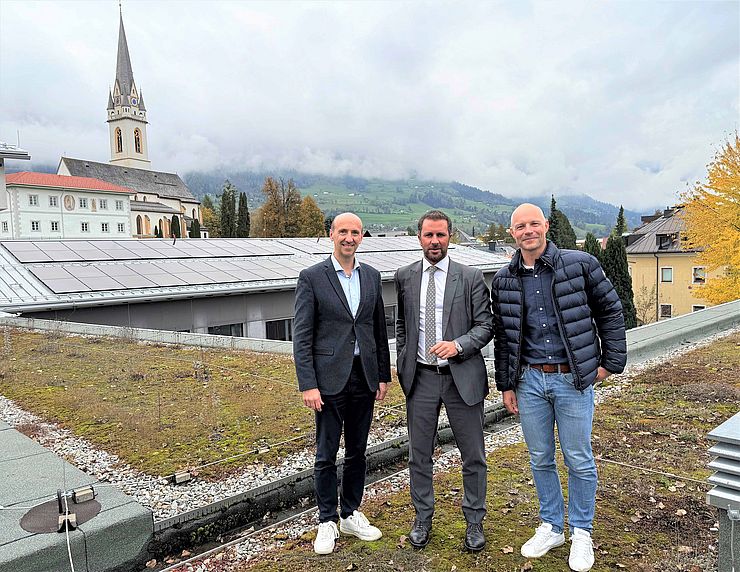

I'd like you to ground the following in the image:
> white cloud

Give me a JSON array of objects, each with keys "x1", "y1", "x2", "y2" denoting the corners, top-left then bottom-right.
[{"x1": 0, "y1": 0, "x2": 737, "y2": 211}]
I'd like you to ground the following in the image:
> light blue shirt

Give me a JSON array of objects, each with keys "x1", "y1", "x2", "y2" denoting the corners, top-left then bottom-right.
[{"x1": 331, "y1": 255, "x2": 361, "y2": 356}]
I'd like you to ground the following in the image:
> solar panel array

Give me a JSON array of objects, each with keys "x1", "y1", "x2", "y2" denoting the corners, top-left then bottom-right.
[
  {"x1": 0, "y1": 238, "x2": 509, "y2": 297},
  {"x1": 1, "y1": 239, "x2": 297, "y2": 263}
]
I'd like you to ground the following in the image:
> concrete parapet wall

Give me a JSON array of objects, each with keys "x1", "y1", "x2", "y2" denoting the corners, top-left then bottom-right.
[{"x1": 625, "y1": 299, "x2": 740, "y2": 363}]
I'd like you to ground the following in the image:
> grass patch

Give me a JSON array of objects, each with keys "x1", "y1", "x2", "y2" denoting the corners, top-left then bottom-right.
[
  {"x1": 0, "y1": 328, "x2": 405, "y2": 478},
  {"x1": 239, "y1": 334, "x2": 740, "y2": 571}
]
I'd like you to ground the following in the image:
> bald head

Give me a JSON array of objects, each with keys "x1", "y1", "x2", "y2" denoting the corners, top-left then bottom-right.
[
  {"x1": 331, "y1": 212, "x2": 363, "y2": 232},
  {"x1": 509, "y1": 202, "x2": 550, "y2": 263},
  {"x1": 330, "y1": 212, "x2": 364, "y2": 262},
  {"x1": 510, "y1": 203, "x2": 546, "y2": 228}
]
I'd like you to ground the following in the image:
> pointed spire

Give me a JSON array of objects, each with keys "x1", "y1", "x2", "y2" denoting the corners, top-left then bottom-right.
[
  {"x1": 115, "y1": 10, "x2": 135, "y2": 98},
  {"x1": 107, "y1": 90, "x2": 114, "y2": 110}
]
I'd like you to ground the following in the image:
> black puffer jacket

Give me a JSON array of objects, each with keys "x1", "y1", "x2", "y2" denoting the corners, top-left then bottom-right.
[{"x1": 491, "y1": 241, "x2": 627, "y2": 392}]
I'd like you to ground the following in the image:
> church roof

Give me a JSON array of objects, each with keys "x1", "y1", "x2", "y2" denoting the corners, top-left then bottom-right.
[
  {"x1": 115, "y1": 13, "x2": 135, "y2": 98},
  {"x1": 59, "y1": 158, "x2": 199, "y2": 203},
  {"x1": 6, "y1": 172, "x2": 135, "y2": 194},
  {"x1": 130, "y1": 200, "x2": 181, "y2": 215}
]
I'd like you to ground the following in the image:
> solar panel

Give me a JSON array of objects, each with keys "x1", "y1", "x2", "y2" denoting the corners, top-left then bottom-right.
[
  {"x1": 76, "y1": 276, "x2": 126, "y2": 291},
  {"x1": 44, "y1": 277, "x2": 91, "y2": 294}
]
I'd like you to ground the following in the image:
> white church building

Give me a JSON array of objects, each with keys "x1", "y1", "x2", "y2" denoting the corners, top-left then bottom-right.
[{"x1": 1, "y1": 10, "x2": 203, "y2": 241}]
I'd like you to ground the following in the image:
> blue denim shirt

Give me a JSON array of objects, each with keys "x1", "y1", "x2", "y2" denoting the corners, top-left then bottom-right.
[{"x1": 520, "y1": 260, "x2": 568, "y2": 364}]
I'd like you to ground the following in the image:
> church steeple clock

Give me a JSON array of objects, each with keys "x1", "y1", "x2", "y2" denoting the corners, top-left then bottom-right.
[{"x1": 107, "y1": 9, "x2": 151, "y2": 169}]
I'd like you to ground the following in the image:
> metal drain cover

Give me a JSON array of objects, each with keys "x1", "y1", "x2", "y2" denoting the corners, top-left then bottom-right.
[{"x1": 20, "y1": 498, "x2": 101, "y2": 533}]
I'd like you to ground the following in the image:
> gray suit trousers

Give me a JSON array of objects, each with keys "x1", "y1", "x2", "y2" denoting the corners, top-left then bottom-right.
[{"x1": 407, "y1": 367, "x2": 487, "y2": 524}]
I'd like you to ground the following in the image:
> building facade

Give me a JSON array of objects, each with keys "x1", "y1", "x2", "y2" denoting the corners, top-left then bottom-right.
[
  {"x1": 0, "y1": 172, "x2": 134, "y2": 239},
  {"x1": 626, "y1": 206, "x2": 721, "y2": 324},
  {"x1": 55, "y1": 10, "x2": 202, "y2": 238}
]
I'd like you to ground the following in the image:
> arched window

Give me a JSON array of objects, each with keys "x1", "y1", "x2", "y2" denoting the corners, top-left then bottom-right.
[
  {"x1": 136, "y1": 215, "x2": 143, "y2": 235},
  {"x1": 134, "y1": 129, "x2": 142, "y2": 154},
  {"x1": 192, "y1": 208, "x2": 197, "y2": 220},
  {"x1": 144, "y1": 216, "x2": 151, "y2": 235},
  {"x1": 115, "y1": 128, "x2": 123, "y2": 153}
]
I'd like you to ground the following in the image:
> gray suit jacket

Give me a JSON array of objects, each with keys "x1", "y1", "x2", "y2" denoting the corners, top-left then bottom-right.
[
  {"x1": 394, "y1": 259, "x2": 494, "y2": 406},
  {"x1": 293, "y1": 256, "x2": 391, "y2": 395}
]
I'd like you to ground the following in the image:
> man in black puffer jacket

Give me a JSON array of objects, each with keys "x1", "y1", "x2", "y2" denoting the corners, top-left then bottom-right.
[{"x1": 491, "y1": 203, "x2": 626, "y2": 572}]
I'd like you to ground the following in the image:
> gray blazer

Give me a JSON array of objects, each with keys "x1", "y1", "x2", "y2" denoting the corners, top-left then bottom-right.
[
  {"x1": 394, "y1": 259, "x2": 494, "y2": 406},
  {"x1": 293, "y1": 256, "x2": 391, "y2": 395}
]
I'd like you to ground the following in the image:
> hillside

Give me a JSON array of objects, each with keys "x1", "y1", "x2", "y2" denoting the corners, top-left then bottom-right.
[{"x1": 183, "y1": 170, "x2": 646, "y2": 237}]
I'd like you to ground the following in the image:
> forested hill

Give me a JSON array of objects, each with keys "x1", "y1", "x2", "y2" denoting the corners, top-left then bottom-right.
[{"x1": 184, "y1": 169, "x2": 647, "y2": 238}]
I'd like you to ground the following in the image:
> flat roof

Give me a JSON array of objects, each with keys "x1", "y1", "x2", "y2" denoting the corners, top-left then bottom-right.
[{"x1": 0, "y1": 237, "x2": 510, "y2": 312}]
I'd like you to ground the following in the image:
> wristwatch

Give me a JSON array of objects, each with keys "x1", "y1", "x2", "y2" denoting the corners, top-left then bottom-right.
[{"x1": 453, "y1": 340, "x2": 463, "y2": 355}]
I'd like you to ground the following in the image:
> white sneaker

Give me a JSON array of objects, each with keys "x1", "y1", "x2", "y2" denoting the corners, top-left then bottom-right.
[
  {"x1": 313, "y1": 521, "x2": 339, "y2": 555},
  {"x1": 521, "y1": 522, "x2": 565, "y2": 558},
  {"x1": 569, "y1": 528, "x2": 595, "y2": 571},
  {"x1": 339, "y1": 510, "x2": 382, "y2": 541}
]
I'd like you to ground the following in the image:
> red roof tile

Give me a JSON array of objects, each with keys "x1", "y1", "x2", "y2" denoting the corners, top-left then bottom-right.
[{"x1": 6, "y1": 172, "x2": 135, "y2": 194}]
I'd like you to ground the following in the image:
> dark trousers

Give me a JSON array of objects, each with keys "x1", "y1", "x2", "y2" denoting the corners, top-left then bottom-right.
[
  {"x1": 407, "y1": 367, "x2": 487, "y2": 524},
  {"x1": 314, "y1": 357, "x2": 375, "y2": 523}
]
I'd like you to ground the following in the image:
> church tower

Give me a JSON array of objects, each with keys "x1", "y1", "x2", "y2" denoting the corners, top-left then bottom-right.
[{"x1": 107, "y1": 10, "x2": 151, "y2": 169}]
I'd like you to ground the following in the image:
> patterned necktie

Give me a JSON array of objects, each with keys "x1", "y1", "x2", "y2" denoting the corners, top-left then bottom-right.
[{"x1": 425, "y1": 265, "x2": 438, "y2": 363}]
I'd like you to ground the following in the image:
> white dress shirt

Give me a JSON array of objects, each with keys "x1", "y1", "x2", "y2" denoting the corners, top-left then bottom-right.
[
  {"x1": 331, "y1": 254, "x2": 361, "y2": 356},
  {"x1": 417, "y1": 255, "x2": 449, "y2": 365}
]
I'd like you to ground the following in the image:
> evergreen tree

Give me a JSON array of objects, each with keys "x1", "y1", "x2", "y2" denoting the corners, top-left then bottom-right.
[
  {"x1": 236, "y1": 192, "x2": 251, "y2": 237},
  {"x1": 153, "y1": 225, "x2": 159, "y2": 238},
  {"x1": 547, "y1": 195, "x2": 577, "y2": 249},
  {"x1": 583, "y1": 232, "x2": 602, "y2": 261},
  {"x1": 171, "y1": 215, "x2": 181, "y2": 238},
  {"x1": 189, "y1": 219, "x2": 201, "y2": 238},
  {"x1": 219, "y1": 180, "x2": 238, "y2": 237},
  {"x1": 324, "y1": 216, "x2": 334, "y2": 236},
  {"x1": 602, "y1": 234, "x2": 637, "y2": 329},
  {"x1": 201, "y1": 195, "x2": 214, "y2": 211},
  {"x1": 260, "y1": 177, "x2": 302, "y2": 237},
  {"x1": 613, "y1": 205, "x2": 627, "y2": 236}
]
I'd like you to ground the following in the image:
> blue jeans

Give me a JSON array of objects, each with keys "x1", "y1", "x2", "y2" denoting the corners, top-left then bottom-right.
[{"x1": 516, "y1": 366, "x2": 597, "y2": 533}]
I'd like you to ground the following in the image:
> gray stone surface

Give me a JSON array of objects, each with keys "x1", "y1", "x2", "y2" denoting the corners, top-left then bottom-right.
[
  {"x1": 718, "y1": 507, "x2": 740, "y2": 572},
  {"x1": 0, "y1": 420, "x2": 10, "y2": 431},
  {"x1": 0, "y1": 426, "x2": 153, "y2": 572}
]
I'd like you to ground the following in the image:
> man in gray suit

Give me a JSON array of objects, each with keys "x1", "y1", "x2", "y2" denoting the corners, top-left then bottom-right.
[
  {"x1": 293, "y1": 212, "x2": 392, "y2": 555},
  {"x1": 395, "y1": 210, "x2": 494, "y2": 551}
]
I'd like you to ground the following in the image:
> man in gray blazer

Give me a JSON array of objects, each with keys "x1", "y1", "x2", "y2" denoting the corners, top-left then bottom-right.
[
  {"x1": 293, "y1": 212, "x2": 392, "y2": 555},
  {"x1": 395, "y1": 210, "x2": 493, "y2": 552}
]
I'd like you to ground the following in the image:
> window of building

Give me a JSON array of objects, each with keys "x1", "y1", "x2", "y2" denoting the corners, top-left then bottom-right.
[
  {"x1": 81, "y1": 222, "x2": 89, "y2": 232},
  {"x1": 207, "y1": 323, "x2": 244, "y2": 337},
  {"x1": 657, "y1": 234, "x2": 672, "y2": 250},
  {"x1": 134, "y1": 129, "x2": 142, "y2": 153},
  {"x1": 101, "y1": 222, "x2": 109, "y2": 233},
  {"x1": 660, "y1": 267, "x2": 673, "y2": 283},
  {"x1": 117, "y1": 222, "x2": 126, "y2": 233},
  {"x1": 31, "y1": 220, "x2": 40, "y2": 232},
  {"x1": 28, "y1": 195, "x2": 39, "y2": 206},
  {"x1": 1, "y1": 222, "x2": 7, "y2": 233},
  {"x1": 115, "y1": 200, "x2": 124, "y2": 211},
  {"x1": 384, "y1": 305, "x2": 396, "y2": 340},
  {"x1": 659, "y1": 304, "x2": 672, "y2": 319},
  {"x1": 79, "y1": 197, "x2": 88, "y2": 208},
  {"x1": 99, "y1": 199, "x2": 108, "y2": 210},
  {"x1": 266, "y1": 318, "x2": 293, "y2": 341},
  {"x1": 692, "y1": 267, "x2": 706, "y2": 285},
  {"x1": 115, "y1": 128, "x2": 123, "y2": 153},
  {"x1": 49, "y1": 196, "x2": 58, "y2": 207},
  {"x1": 692, "y1": 305, "x2": 706, "y2": 312},
  {"x1": 50, "y1": 221, "x2": 60, "y2": 232}
]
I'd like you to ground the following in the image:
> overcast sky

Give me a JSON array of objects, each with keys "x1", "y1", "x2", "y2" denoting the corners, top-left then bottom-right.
[{"x1": 1, "y1": 1, "x2": 737, "y2": 210}]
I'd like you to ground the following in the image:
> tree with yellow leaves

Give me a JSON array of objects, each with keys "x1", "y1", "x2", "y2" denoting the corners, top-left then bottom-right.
[
  {"x1": 680, "y1": 134, "x2": 740, "y2": 304},
  {"x1": 297, "y1": 196, "x2": 326, "y2": 238}
]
